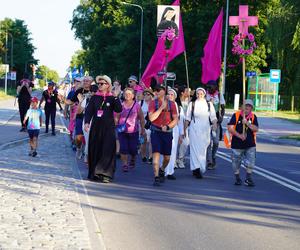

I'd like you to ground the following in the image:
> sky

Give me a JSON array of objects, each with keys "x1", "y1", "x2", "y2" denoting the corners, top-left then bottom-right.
[{"x1": 0, "y1": 0, "x2": 82, "y2": 77}]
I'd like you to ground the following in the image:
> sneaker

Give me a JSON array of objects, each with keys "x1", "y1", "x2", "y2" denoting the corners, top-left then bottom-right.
[
  {"x1": 207, "y1": 163, "x2": 214, "y2": 170},
  {"x1": 234, "y1": 177, "x2": 242, "y2": 186},
  {"x1": 52, "y1": 131, "x2": 56, "y2": 136},
  {"x1": 167, "y1": 174, "x2": 176, "y2": 180},
  {"x1": 192, "y1": 169, "x2": 203, "y2": 179},
  {"x1": 32, "y1": 151, "x2": 37, "y2": 157},
  {"x1": 101, "y1": 176, "x2": 111, "y2": 183},
  {"x1": 28, "y1": 151, "x2": 33, "y2": 156},
  {"x1": 153, "y1": 177, "x2": 160, "y2": 186},
  {"x1": 45, "y1": 129, "x2": 48, "y2": 133},
  {"x1": 20, "y1": 127, "x2": 26, "y2": 132},
  {"x1": 142, "y1": 157, "x2": 147, "y2": 163},
  {"x1": 244, "y1": 178, "x2": 255, "y2": 187},
  {"x1": 212, "y1": 158, "x2": 216, "y2": 168},
  {"x1": 177, "y1": 159, "x2": 185, "y2": 169},
  {"x1": 122, "y1": 165, "x2": 129, "y2": 172},
  {"x1": 159, "y1": 168, "x2": 165, "y2": 182},
  {"x1": 148, "y1": 158, "x2": 153, "y2": 164}
]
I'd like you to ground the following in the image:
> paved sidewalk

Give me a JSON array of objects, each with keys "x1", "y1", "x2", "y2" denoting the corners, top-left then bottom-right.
[
  {"x1": 0, "y1": 97, "x2": 18, "y2": 125},
  {"x1": 0, "y1": 133, "x2": 91, "y2": 249}
]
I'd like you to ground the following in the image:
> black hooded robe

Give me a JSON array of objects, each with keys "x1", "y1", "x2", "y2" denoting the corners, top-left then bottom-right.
[{"x1": 84, "y1": 94, "x2": 122, "y2": 180}]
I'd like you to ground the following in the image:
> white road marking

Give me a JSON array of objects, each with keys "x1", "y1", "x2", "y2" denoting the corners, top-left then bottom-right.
[{"x1": 217, "y1": 152, "x2": 300, "y2": 193}]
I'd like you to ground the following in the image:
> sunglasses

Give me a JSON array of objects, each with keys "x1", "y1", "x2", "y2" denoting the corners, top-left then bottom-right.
[
  {"x1": 144, "y1": 93, "x2": 151, "y2": 96},
  {"x1": 98, "y1": 81, "x2": 108, "y2": 86}
]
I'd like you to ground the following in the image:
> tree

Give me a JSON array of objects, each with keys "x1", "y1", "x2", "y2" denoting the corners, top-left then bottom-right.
[
  {"x1": 35, "y1": 65, "x2": 59, "y2": 87},
  {"x1": 0, "y1": 18, "x2": 37, "y2": 80}
]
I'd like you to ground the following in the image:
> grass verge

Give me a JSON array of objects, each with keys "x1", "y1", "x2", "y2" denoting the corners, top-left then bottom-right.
[{"x1": 279, "y1": 134, "x2": 300, "y2": 141}]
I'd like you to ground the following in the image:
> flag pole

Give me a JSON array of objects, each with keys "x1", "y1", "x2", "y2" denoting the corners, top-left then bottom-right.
[{"x1": 184, "y1": 51, "x2": 190, "y2": 99}]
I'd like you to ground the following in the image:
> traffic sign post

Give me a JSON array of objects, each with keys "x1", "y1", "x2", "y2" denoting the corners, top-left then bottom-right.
[{"x1": 270, "y1": 69, "x2": 281, "y2": 83}]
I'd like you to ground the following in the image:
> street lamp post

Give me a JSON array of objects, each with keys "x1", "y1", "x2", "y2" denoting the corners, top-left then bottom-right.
[{"x1": 121, "y1": 2, "x2": 144, "y2": 82}]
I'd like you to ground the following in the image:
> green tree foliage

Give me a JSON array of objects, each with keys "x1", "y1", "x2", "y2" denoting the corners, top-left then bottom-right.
[
  {"x1": 71, "y1": 0, "x2": 300, "y2": 100},
  {"x1": 70, "y1": 49, "x2": 87, "y2": 68},
  {"x1": 36, "y1": 65, "x2": 59, "y2": 87},
  {"x1": 0, "y1": 18, "x2": 37, "y2": 80}
]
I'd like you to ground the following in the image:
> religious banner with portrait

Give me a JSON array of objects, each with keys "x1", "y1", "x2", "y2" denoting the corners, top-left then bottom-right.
[{"x1": 157, "y1": 5, "x2": 180, "y2": 37}]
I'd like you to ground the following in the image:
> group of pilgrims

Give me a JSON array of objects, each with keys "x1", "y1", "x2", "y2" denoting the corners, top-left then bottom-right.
[
  {"x1": 17, "y1": 72, "x2": 258, "y2": 187},
  {"x1": 61, "y1": 74, "x2": 227, "y2": 186}
]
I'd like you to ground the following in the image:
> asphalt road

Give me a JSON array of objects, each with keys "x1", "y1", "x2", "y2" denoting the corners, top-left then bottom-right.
[
  {"x1": 76, "y1": 138, "x2": 300, "y2": 250},
  {"x1": 1, "y1": 102, "x2": 299, "y2": 250}
]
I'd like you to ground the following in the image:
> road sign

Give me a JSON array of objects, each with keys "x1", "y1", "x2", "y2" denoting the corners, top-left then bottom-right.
[
  {"x1": 270, "y1": 69, "x2": 281, "y2": 83},
  {"x1": 166, "y1": 72, "x2": 176, "y2": 81},
  {"x1": 10, "y1": 71, "x2": 16, "y2": 80},
  {"x1": 246, "y1": 71, "x2": 256, "y2": 77}
]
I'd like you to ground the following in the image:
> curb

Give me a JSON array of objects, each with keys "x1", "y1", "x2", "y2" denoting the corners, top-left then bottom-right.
[{"x1": 58, "y1": 114, "x2": 107, "y2": 250}]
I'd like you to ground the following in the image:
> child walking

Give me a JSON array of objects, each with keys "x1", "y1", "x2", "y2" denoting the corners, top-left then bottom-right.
[{"x1": 23, "y1": 97, "x2": 43, "y2": 157}]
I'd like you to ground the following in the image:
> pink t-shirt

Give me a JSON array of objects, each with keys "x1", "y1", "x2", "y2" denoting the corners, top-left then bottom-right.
[{"x1": 118, "y1": 102, "x2": 140, "y2": 133}]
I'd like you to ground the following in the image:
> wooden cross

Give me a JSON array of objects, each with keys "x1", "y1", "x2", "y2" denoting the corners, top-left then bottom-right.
[{"x1": 229, "y1": 5, "x2": 258, "y2": 35}]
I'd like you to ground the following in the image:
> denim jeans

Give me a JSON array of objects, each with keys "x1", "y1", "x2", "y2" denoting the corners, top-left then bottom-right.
[{"x1": 231, "y1": 147, "x2": 256, "y2": 174}]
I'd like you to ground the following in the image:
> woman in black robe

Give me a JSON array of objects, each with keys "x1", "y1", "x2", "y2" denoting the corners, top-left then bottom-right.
[{"x1": 84, "y1": 75, "x2": 122, "y2": 183}]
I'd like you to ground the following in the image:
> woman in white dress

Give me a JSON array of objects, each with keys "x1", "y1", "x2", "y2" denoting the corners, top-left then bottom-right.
[
  {"x1": 164, "y1": 88, "x2": 184, "y2": 179},
  {"x1": 184, "y1": 87, "x2": 217, "y2": 179}
]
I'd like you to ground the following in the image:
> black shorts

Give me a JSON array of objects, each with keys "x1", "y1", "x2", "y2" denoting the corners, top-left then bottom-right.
[{"x1": 28, "y1": 129, "x2": 40, "y2": 139}]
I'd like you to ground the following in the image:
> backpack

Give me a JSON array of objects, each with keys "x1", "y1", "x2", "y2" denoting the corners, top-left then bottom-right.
[
  {"x1": 190, "y1": 100, "x2": 211, "y2": 124},
  {"x1": 224, "y1": 111, "x2": 256, "y2": 149}
]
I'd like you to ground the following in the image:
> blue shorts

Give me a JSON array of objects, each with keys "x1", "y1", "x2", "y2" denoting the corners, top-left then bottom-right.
[
  {"x1": 75, "y1": 118, "x2": 83, "y2": 136},
  {"x1": 28, "y1": 129, "x2": 40, "y2": 139},
  {"x1": 151, "y1": 130, "x2": 173, "y2": 156},
  {"x1": 118, "y1": 132, "x2": 139, "y2": 155}
]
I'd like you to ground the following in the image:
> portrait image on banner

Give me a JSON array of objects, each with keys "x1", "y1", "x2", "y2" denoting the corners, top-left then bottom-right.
[{"x1": 157, "y1": 5, "x2": 180, "y2": 37}]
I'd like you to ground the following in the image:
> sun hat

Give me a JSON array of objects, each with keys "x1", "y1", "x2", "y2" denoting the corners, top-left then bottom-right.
[
  {"x1": 128, "y1": 75, "x2": 138, "y2": 82},
  {"x1": 143, "y1": 88, "x2": 154, "y2": 97},
  {"x1": 95, "y1": 75, "x2": 112, "y2": 86}
]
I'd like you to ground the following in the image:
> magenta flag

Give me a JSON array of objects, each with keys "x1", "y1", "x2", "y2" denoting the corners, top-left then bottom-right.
[
  {"x1": 201, "y1": 9, "x2": 223, "y2": 84},
  {"x1": 141, "y1": 0, "x2": 185, "y2": 87}
]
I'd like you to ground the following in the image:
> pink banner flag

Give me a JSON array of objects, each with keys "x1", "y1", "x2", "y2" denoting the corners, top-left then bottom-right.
[
  {"x1": 201, "y1": 9, "x2": 223, "y2": 84},
  {"x1": 141, "y1": 0, "x2": 185, "y2": 87}
]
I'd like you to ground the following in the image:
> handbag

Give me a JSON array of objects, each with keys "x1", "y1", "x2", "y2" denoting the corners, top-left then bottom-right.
[{"x1": 117, "y1": 101, "x2": 136, "y2": 133}]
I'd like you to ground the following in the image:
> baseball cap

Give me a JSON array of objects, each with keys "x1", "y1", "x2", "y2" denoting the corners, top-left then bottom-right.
[{"x1": 245, "y1": 99, "x2": 254, "y2": 107}]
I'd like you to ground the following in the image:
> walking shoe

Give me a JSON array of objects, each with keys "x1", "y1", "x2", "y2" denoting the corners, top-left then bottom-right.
[
  {"x1": 177, "y1": 159, "x2": 185, "y2": 169},
  {"x1": 159, "y1": 168, "x2": 165, "y2": 182},
  {"x1": 20, "y1": 127, "x2": 26, "y2": 132},
  {"x1": 45, "y1": 129, "x2": 48, "y2": 133},
  {"x1": 122, "y1": 165, "x2": 129, "y2": 172},
  {"x1": 244, "y1": 178, "x2": 255, "y2": 187},
  {"x1": 207, "y1": 163, "x2": 214, "y2": 170},
  {"x1": 142, "y1": 157, "x2": 147, "y2": 163},
  {"x1": 153, "y1": 177, "x2": 161, "y2": 186},
  {"x1": 32, "y1": 151, "x2": 37, "y2": 157},
  {"x1": 192, "y1": 169, "x2": 203, "y2": 179},
  {"x1": 101, "y1": 176, "x2": 112, "y2": 183},
  {"x1": 234, "y1": 177, "x2": 242, "y2": 186},
  {"x1": 148, "y1": 158, "x2": 153, "y2": 164},
  {"x1": 28, "y1": 151, "x2": 33, "y2": 156},
  {"x1": 52, "y1": 131, "x2": 56, "y2": 136},
  {"x1": 167, "y1": 174, "x2": 176, "y2": 180}
]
